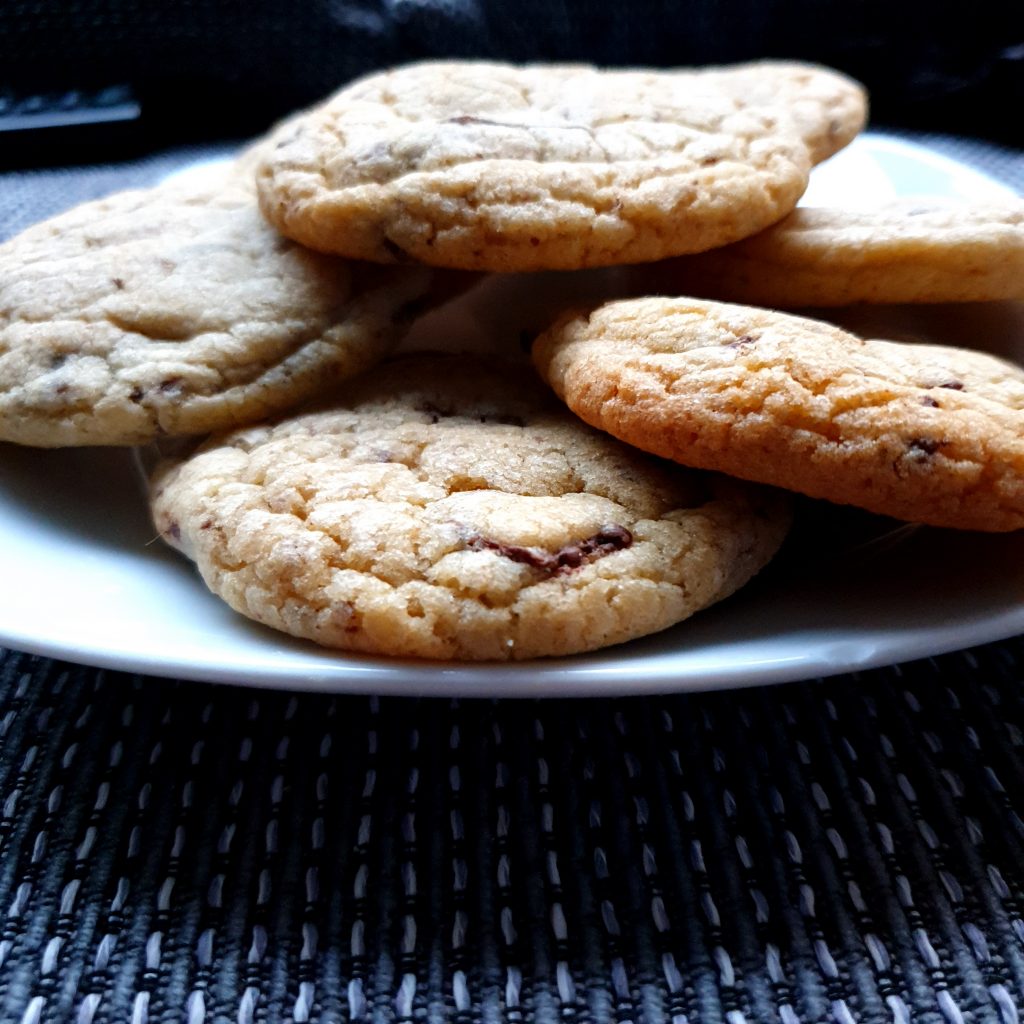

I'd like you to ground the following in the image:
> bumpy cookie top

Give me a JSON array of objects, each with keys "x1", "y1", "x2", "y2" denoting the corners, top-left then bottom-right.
[
  {"x1": 533, "y1": 298, "x2": 1024, "y2": 531},
  {"x1": 651, "y1": 199, "x2": 1024, "y2": 306},
  {"x1": 256, "y1": 60, "x2": 866, "y2": 271},
  {"x1": 150, "y1": 354, "x2": 790, "y2": 661},
  {"x1": 0, "y1": 178, "x2": 433, "y2": 446}
]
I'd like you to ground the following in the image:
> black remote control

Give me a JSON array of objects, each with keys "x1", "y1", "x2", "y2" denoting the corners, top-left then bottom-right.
[{"x1": 0, "y1": 85, "x2": 142, "y2": 169}]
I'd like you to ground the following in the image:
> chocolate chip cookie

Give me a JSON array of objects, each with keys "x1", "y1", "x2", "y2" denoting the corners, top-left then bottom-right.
[
  {"x1": 533, "y1": 297, "x2": 1024, "y2": 531},
  {"x1": 150, "y1": 354, "x2": 791, "y2": 660},
  {"x1": 256, "y1": 60, "x2": 866, "y2": 271},
  {"x1": 649, "y1": 199, "x2": 1024, "y2": 306},
  {"x1": 0, "y1": 177, "x2": 433, "y2": 446}
]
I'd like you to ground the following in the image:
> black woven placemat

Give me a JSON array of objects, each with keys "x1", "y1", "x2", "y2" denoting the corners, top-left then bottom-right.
[
  {"x1": 0, "y1": 642, "x2": 1021, "y2": 1023},
  {"x1": 0, "y1": 135, "x2": 1022, "y2": 1023}
]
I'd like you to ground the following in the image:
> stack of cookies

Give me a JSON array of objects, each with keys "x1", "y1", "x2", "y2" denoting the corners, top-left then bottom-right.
[{"x1": 3, "y1": 60, "x2": 1024, "y2": 661}]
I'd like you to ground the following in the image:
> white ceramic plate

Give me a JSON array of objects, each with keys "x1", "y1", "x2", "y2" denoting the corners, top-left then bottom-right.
[{"x1": 2, "y1": 133, "x2": 1022, "y2": 696}]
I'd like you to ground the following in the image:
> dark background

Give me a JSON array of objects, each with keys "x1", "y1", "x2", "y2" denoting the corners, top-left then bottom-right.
[{"x1": 1, "y1": 0, "x2": 1022, "y2": 167}]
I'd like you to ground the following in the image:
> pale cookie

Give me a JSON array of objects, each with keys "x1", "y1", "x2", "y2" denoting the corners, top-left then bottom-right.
[
  {"x1": 150, "y1": 354, "x2": 791, "y2": 661},
  {"x1": 0, "y1": 177, "x2": 434, "y2": 447},
  {"x1": 229, "y1": 108, "x2": 312, "y2": 185},
  {"x1": 256, "y1": 60, "x2": 866, "y2": 271},
  {"x1": 533, "y1": 298, "x2": 1024, "y2": 531},
  {"x1": 645, "y1": 199, "x2": 1024, "y2": 307}
]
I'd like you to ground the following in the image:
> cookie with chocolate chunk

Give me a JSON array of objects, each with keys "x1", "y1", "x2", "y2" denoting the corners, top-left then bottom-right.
[
  {"x1": 533, "y1": 297, "x2": 1024, "y2": 531},
  {"x1": 647, "y1": 199, "x2": 1024, "y2": 307},
  {"x1": 0, "y1": 175, "x2": 434, "y2": 447},
  {"x1": 150, "y1": 354, "x2": 791, "y2": 661},
  {"x1": 256, "y1": 59, "x2": 866, "y2": 271}
]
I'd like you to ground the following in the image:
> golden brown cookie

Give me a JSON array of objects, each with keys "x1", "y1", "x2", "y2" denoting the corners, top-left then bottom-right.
[
  {"x1": 533, "y1": 297, "x2": 1024, "y2": 531},
  {"x1": 645, "y1": 199, "x2": 1024, "y2": 307},
  {"x1": 150, "y1": 354, "x2": 791, "y2": 661},
  {"x1": 256, "y1": 60, "x2": 866, "y2": 271},
  {"x1": 0, "y1": 177, "x2": 433, "y2": 447}
]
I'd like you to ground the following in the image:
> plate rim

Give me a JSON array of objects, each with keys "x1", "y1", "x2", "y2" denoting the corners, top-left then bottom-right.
[{"x1": 3, "y1": 596, "x2": 1024, "y2": 697}]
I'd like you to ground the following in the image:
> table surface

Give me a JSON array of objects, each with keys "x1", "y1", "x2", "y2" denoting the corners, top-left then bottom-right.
[{"x1": 0, "y1": 134, "x2": 1023, "y2": 1024}]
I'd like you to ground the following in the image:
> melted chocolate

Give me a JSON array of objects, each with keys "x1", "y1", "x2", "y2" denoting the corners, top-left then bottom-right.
[
  {"x1": 727, "y1": 334, "x2": 759, "y2": 349},
  {"x1": 381, "y1": 237, "x2": 412, "y2": 262},
  {"x1": 468, "y1": 524, "x2": 633, "y2": 575},
  {"x1": 447, "y1": 115, "x2": 514, "y2": 128},
  {"x1": 908, "y1": 437, "x2": 942, "y2": 456}
]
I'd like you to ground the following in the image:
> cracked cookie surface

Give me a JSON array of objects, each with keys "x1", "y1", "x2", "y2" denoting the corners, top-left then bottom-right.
[
  {"x1": 256, "y1": 59, "x2": 866, "y2": 271},
  {"x1": 0, "y1": 177, "x2": 433, "y2": 446},
  {"x1": 533, "y1": 298, "x2": 1024, "y2": 531},
  {"x1": 649, "y1": 199, "x2": 1024, "y2": 306},
  {"x1": 150, "y1": 354, "x2": 791, "y2": 661}
]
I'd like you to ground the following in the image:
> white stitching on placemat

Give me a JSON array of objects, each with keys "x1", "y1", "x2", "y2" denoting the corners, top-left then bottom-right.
[{"x1": 346, "y1": 699, "x2": 379, "y2": 1021}]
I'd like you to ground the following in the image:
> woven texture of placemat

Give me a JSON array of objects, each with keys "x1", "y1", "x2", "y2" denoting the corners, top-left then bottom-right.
[
  {"x1": 0, "y1": 135, "x2": 1022, "y2": 1023},
  {"x1": 0, "y1": 643, "x2": 1021, "y2": 1023}
]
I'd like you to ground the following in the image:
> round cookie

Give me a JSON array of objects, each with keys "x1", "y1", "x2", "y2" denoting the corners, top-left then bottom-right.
[
  {"x1": 0, "y1": 177, "x2": 434, "y2": 447},
  {"x1": 149, "y1": 354, "x2": 791, "y2": 661},
  {"x1": 256, "y1": 60, "x2": 866, "y2": 272},
  {"x1": 645, "y1": 199, "x2": 1024, "y2": 307},
  {"x1": 533, "y1": 297, "x2": 1024, "y2": 531}
]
